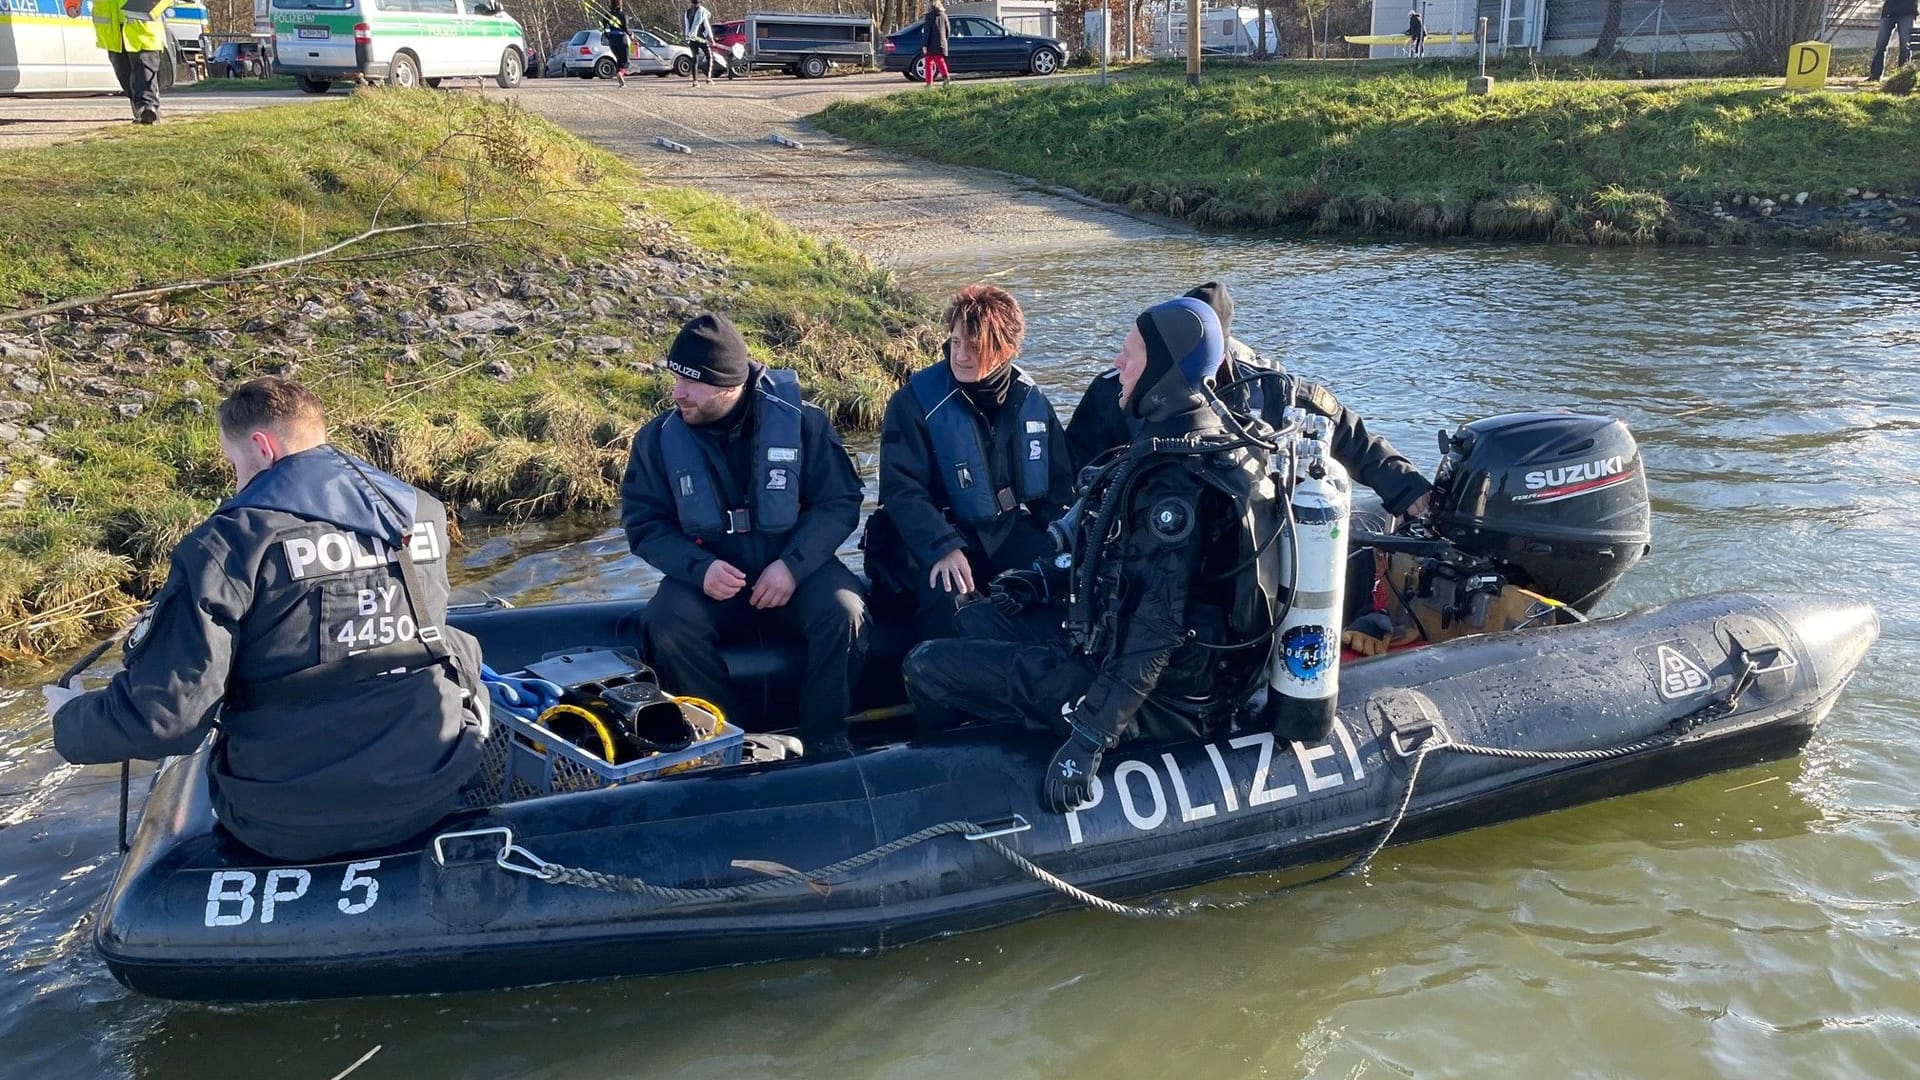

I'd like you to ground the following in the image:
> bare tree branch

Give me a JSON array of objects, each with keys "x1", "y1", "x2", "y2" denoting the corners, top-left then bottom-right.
[{"x1": 0, "y1": 218, "x2": 528, "y2": 324}]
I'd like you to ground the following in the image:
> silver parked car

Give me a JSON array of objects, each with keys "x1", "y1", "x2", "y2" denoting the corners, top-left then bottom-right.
[{"x1": 559, "y1": 27, "x2": 694, "y2": 79}]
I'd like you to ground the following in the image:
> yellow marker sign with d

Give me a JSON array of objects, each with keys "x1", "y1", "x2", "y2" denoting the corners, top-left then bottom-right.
[{"x1": 1785, "y1": 40, "x2": 1830, "y2": 91}]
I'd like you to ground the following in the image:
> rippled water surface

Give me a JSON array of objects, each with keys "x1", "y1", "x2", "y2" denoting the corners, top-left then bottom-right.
[{"x1": 2, "y1": 239, "x2": 1916, "y2": 1079}]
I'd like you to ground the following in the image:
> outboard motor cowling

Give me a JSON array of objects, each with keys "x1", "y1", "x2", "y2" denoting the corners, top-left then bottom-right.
[{"x1": 1431, "y1": 412, "x2": 1651, "y2": 613}]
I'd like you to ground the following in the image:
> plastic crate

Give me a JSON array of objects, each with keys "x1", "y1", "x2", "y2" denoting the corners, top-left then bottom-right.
[{"x1": 500, "y1": 703, "x2": 745, "y2": 796}]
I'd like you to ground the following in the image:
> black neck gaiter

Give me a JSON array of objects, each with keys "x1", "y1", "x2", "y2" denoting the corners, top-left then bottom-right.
[{"x1": 960, "y1": 360, "x2": 1014, "y2": 416}]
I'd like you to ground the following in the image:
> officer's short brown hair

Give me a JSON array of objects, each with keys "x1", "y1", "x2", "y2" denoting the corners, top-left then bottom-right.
[
  {"x1": 945, "y1": 284, "x2": 1025, "y2": 372},
  {"x1": 217, "y1": 377, "x2": 327, "y2": 442}
]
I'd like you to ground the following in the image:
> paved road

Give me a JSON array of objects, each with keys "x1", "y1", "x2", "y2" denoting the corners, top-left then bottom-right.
[
  {"x1": 3, "y1": 72, "x2": 1172, "y2": 265},
  {"x1": 495, "y1": 72, "x2": 1174, "y2": 267}
]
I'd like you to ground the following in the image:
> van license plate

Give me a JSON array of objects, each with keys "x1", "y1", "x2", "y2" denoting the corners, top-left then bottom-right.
[{"x1": 297, "y1": 27, "x2": 329, "y2": 39}]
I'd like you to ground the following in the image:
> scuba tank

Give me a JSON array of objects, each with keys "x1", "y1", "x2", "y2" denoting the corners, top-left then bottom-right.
[{"x1": 1260, "y1": 414, "x2": 1352, "y2": 744}]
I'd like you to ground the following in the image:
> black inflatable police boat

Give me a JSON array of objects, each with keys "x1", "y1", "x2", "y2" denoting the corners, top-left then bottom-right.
[
  {"x1": 87, "y1": 414, "x2": 1882, "y2": 1002},
  {"x1": 94, "y1": 591, "x2": 1877, "y2": 1002}
]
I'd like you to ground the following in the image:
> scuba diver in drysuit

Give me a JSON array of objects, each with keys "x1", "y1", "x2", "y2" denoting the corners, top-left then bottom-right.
[
  {"x1": 1065, "y1": 282, "x2": 1431, "y2": 520},
  {"x1": 1067, "y1": 281, "x2": 1431, "y2": 657},
  {"x1": 903, "y1": 296, "x2": 1290, "y2": 811}
]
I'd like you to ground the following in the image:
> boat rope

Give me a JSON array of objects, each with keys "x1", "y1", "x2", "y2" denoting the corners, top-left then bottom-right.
[
  {"x1": 463, "y1": 731, "x2": 1664, "y2": 919},
  {"x1": 463, "y1": 816, "x2": 1195, "y2": 919},
  {"x1": 1325, "y1": 719, "x2": 1698, "y2": 885},
  {"x1": 1435, "y1": 726, "x2": 1697, "y2": 763},
  {"x1": 970, "y1": 835, "x2": 1184, "y2": 918},
  {"x1": 1322, "y1": 660, "x2": 1768, "y2": 886},
  {"x1": 466, "y1": 698, "x2": 1730, "y2": 919},
  {"x1": 485, "y1": 820, "x2": 984, "y2": 904}
]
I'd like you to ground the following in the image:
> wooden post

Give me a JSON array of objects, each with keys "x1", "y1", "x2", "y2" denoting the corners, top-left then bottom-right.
[{"x1": 1186, "y1": 0, "x2": 1200, "y2": 86}]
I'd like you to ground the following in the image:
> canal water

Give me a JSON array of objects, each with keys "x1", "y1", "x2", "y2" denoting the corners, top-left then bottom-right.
[{"x1": 2, "y1": 239, "x2": 1916, "y2": 1078}]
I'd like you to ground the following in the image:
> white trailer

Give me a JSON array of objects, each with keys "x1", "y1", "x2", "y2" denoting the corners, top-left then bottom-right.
[{"x1": 1148, "y1": 1, "x2": 1277, "y2": 59}]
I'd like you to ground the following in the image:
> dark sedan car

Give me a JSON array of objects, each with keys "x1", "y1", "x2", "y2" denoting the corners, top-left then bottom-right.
[{"x1": 881, "y1": 15, "x2": 1065, "y2": 81}]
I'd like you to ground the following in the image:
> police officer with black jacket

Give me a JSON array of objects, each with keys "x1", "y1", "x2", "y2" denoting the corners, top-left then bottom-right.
[
  {"x1": 905, "y1": 297, "x2": 1283, "y2": 812},
  {"x1": 46, "y1": 378, "x2": 487, "y2": 862},
  {"x1": 865, "y1": 285, "x2": 1072, "y2": 640},
  {"x1": 621, "y1": 314, "x2": 868, "y2": 757},
  {"x1": 1066, "y1": 281, "x2": 1433, "y2": 520}
]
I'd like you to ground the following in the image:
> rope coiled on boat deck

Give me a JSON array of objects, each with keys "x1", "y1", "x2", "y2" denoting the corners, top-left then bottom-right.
[{"x1": 509, "y1": 724, "x2": 1697, "y2": 918}]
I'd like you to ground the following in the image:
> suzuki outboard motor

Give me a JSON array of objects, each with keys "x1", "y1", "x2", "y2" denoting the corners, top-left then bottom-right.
[
  {"x1": 1261, "y1": 414, "x2": 1351, "y2": 744},
  {"x1": 1430, "y1": 412, "x2": 1651, "y2": 613}
]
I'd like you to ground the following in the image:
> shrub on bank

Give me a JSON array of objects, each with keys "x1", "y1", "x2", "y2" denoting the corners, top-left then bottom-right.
[{"x1": 0, "y1": 91, "x2": 940, "y2": 661}]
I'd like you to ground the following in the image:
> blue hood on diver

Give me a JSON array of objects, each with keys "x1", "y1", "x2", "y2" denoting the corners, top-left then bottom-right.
[{"x1": 1128, "y1": 297, "x2": 1224, "y2": 423}]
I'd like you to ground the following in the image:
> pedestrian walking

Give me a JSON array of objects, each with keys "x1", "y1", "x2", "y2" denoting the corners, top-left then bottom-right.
[
  {"x1": 922, "y1": 0, "x2": 950, "y2": 87},
  {"x1": 1868, "y1": 0, "x2": 1916, "y2": 81},
  {"x1": 68, "y1": 0, "x2": 164, "y2": 123},
  {"x1": 684, "y1": 0, "x2": 716, "y2": 86},
  {"x1": 602, "y1": 0, "x2": 631, "y2": 84}
]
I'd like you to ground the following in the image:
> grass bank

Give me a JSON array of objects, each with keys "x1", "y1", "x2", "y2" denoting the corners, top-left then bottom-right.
[
  {"x1": 0, "y1": 89, "x2": 939, "y2": 659},
  {"x1": 815, "y1": 64, "x2": 1920, "y2": 248}
]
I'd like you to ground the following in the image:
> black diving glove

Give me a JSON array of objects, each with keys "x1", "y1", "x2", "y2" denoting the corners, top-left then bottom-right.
[
  {"x1": 1043, "y1": 725, "x2": 1106, "y2": 813},
  {"x1": 988, "y1": 568, "x2": 1049, "y2": 617}
]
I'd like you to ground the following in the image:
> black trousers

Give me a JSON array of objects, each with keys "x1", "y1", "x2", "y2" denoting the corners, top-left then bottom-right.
[
  {"x1": 109, "y1": 49, "x2": 162, "y2": 118},
  {"x1": 1869, "y1": 14, "x2": 1914, "y2": 80},
  {"x1": 903, "y1": 633, "x2": 1094, "y2": 740},
  {"x1": 646, "y1": 560, "x2": 868, "y2": 739}
]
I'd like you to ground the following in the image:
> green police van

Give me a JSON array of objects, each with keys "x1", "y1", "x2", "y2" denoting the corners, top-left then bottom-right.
[{"x1": 269, "y1": 0, "x2": 526, "y2": 94}]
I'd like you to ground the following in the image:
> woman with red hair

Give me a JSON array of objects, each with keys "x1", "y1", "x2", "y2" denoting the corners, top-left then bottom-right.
[{"x1": 865, "y1": 285, "x2": 1072, "y2": 641}]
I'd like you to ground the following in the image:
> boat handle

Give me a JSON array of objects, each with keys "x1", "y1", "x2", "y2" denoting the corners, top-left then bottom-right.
[
  {"x1": 431, "y1": 825, "x2": 557, "y2": 878},
  {"x1": 964, "y1": 815, "x2": 1032, "y2": 841},
  {"x1": 431, "y1": 826, "x2": 515, "y2": 868},
  {"x1": 1389, "y1": 717, "x2": 1452, "y2": 758}
]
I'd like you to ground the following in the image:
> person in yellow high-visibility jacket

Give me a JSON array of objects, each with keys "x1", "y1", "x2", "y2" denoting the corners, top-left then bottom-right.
[{"x1": 65, "y1": 0, "x2": 166, "y2": 124}]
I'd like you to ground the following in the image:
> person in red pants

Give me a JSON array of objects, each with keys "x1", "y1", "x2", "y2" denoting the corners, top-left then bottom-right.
[{"x1": 922, "y1": 0, "x2": 950, "y2": 86}]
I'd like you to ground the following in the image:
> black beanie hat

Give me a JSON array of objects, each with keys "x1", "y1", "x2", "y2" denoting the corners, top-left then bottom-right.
[
  {"x1": 664, "y1": 314, "x2": 751, "y2": 388},
  {"x1": 1183, "y1": 281, "x2": 1234, "y2": 341}
]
